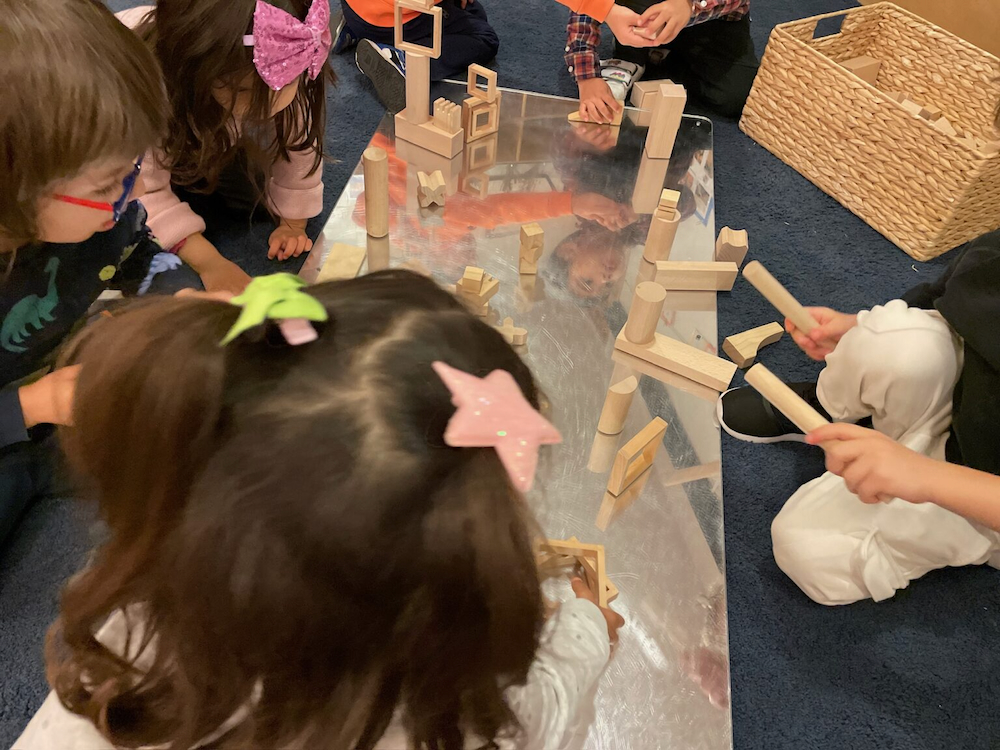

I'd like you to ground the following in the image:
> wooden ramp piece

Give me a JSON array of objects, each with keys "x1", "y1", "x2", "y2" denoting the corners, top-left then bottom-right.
[
  {"x1": 722, "y1": 322, "x2": 783, "y2": 368},
  {"x1": 316, "y1": 243, "x2": 367, "y2": 282}
]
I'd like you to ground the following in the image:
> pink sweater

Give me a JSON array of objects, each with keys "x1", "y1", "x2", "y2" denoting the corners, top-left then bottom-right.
[{"x1": 118, "y1": 7, "x2": 324, "y2": 251}]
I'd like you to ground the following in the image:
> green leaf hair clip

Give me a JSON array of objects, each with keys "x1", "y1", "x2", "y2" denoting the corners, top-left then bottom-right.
[{"x1": 220, "y1": 273, "x2": 329, "y2": 346}]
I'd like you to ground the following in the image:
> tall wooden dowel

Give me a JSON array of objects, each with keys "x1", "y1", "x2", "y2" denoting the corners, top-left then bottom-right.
[
  {"x1": 624, "y1": 282, "x2": 666, "y2": 344},
  {"x1": 362, "y1": 147, "x2": 389, "y2": 238},
  {"x1": 744, "y1": 364, "x2": 829, "y2": 434},
  {"x1": 742, "y1": 261, "x2": 818, "y2": 334},
  {"x1": 597, "y1": 376, "x2": 638, "y2": 434},
  {"x1": 405, "y1": 53, "x2": 430, "y2": 125},
  {"x1": 642, "y1": 210, "x2": 680, "y2": 263}
]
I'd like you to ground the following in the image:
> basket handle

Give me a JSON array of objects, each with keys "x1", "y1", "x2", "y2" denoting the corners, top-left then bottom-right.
[{"x1": 778, "y1": 3, "x2": 878, "y2": 42}]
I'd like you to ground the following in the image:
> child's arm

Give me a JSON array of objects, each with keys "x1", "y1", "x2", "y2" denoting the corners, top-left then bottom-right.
[
  {"x1": 268, "y1": 148, "x2": 323, "y2": 261},
  {"x1": 637, "y1": 0, "x2": 747, "y2": 45},
  {"x1": 808, "y1": 423, "x2": 1000, "y2": 530}
]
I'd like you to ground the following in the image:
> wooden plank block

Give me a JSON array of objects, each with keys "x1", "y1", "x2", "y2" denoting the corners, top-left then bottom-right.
[
  {"x1": 597, "y1": 375, "x2": 638, "y2": 435},
  {"x1": 722, "y1": 322, "x2": 784, "y2": 368},
  {"x1": 654, "y1": 261, "x2": 738, "y2": 291},
  {"x1": 644, "y1": 82, "x2": 686, "y2": 159},
  {"x1": 394, "y1": 0, "x2": 442, "y2": 57},
  {"x1": 317, "y1": 242, "x2": 367, "y2": 282},
  {"x1": 611, "y1": 348, "x2": 719, "y2": 403},
  {"x1": 623, "y1": 282, "x2": 667, "y2": 345},
  {"x1": 395, "y1": 111, "x2": 464, "y2": 158},
  {"x1": 840, "y1": 55, "x2": 881, "y2": 85},
  {"x1": 715, "y1": 226, "x2": 749, "y2": 266},
  {"x1": 361, "y1": 147, "x2": 389, "y2": 238},
  {"x1": 744, "y1": 364, "x2": 829, "y2": 433},
  {"x1": 615, "y1": 329, "x2": 737, "y2": 392},
  {"x1": 467, "y1": 63, "x2": 498, "y2": 102},
  {"x1": 568, "y1": 108, "x2": 624, "y2": 126},
  {"x1": 742, "y1": 261, "x2": 818, "y2": 335},
  {"x1": 607, "y1": 417, "x2": 668, "y2": 496},
  {"x1": 631, "y1": 152, "x2": 670, "y2": 213}
]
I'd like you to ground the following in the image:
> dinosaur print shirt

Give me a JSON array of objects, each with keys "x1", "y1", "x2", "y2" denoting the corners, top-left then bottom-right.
[{"x1": 0, "y1": 202, "x2": 160, "y2": 449}]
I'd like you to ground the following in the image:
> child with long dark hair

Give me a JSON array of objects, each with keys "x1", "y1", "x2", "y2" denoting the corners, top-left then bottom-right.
[
  {"x1": 17, "y1": 271, "x2": 624, "y2": 750},
  {"x1": 121, "y1": 0, "x2": 335, "y2": 291}
]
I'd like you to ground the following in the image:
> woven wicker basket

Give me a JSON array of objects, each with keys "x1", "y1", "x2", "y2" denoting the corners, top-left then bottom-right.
[{"x1": 740, "y1": 2, "x2": 1000, "y2": 260}]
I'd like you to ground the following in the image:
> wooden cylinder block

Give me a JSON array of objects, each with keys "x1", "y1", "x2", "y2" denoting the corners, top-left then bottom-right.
[
  {"x1": 624, "y1": 282, "x2": 666, "y2": 344},
  {"x1": 642, "y1": 210, "x2": 681, "y2": 263},
  {"x1": 744, "y1": 364, "x2": 829, "y2": 434},
  {"x1": 742, "y1": 261, "x2": 818, "y2": 335},
  {"x1": 405, "y1": 53, "x2": 430, "y2": 124},
  {"x1": 362, "y1": 147, "x2": 389, "y2": 238},
  {"x1": 597, "y1": 376, "x2": 638, "y2": 434}
]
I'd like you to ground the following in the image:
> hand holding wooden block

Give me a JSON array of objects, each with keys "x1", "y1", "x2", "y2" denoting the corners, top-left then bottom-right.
[
  {"x1": 742, "y1": 261, "x2": 818, "y2": 335},
  {"x1": 744, "y1": 364, "x2": 830, "y2": 434}
]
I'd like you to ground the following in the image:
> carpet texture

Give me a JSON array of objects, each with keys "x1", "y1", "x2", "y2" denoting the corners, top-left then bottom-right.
[{"x1": 2, "y1": 1, "x2": 997, "y2": 748}]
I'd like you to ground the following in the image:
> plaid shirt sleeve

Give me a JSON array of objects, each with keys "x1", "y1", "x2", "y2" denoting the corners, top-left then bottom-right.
[
  {"x1": 565, "y1": 13, "x2": 602, "y2": 82},
  {"x1": 690, "y1": 0, "x2": 750, "y2": 24}
]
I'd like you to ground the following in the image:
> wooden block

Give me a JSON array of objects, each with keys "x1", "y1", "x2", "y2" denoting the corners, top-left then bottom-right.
[
  {"x1": 458, "y1": 266, "x2": 484, "y2": 293},
  {"x1": 715, "y1": 226, "x2": 749, "y2": 266},
  {"x1": 462, "y1": 97, "x2": 499, "y2": 142},
  {"x1": 395, "y1": 138, "x2": 463, "y2": 191},
  {"x1": 883, "y1": 91, "x2": 905, "y2": 103},
  {"x1": 611, "y1": 348, "x2": 719, "y2": 403},
  {"x1": 899, "y1": 97, "x2": 923, "y2": 117},
  {"x1": 597, "y1": 375, "x2": 638, "y2": 435},
  {"x1": 461, "y1": 172, "x2": 489, "y2": 198},
  {"x1": 623, "y1": 281, "x2": 666, "y2": 345},
  {"x1": 456, "y1": 272, "x2": 498, "y2": 310},
  {"x1": 642, "y1": 208, "x2": 680, "y2": 263},
  {"x1": 629, "y1": 79, "x2": 661, "y2": 109},
  {"x1": 568, "y1": 108, "x2": 624, "y2": 126},
  {"x1": 654, "y1": 261, "x2": 738, "y2": 291},
  {"x1": 644, "y1": 82, "x2": 686, "y2": 159},
  {"x1": 494, "y1": 317, "x2": 527, "y2": 346},
  {"x1": 366, "y1": 234, "x2": 390, "y2": 272},
  {"x1": 467, "y1": 63, "x2": 498, "y2": 103},
  {"x1": 631, "y1": 152, "x2": 670, "y2": 213},
  {"x1": 417, "y1": 170, "x2": 445, "y2": 208},
  {"x1": 742, "y1": 261, "x2": 818, "y2": 335},
  {"x1": 932, "y1": 116, "x2": 959, "y2": 137},
  {"x1": 918, "y1": 104, "x2": 943, "y2": 121},
  {"x1": 361, "y1": 147, "x2": 389, "y2": 238},
  {"x1": 519, "y1": 222, "x2": 544, "y2": 274},
  {"x1": 722, "y1": 322, "x2": 784, "y2": 368},
  {"x1": 394, "y1": 0, "x2": 442, "y2": 57},
  {"x1": 538, "y1": 538, "x2": 609, "y2": 607},
  {"x1": 841, "y1": 55, "x2": 881, "y2": 85},
  {"x1": 432, "y1": 98, "x2": 462, "y2": 134},
  {"x1": 402, "y1": 53, "x2": 431, "y2": 125},
  {"x1": 744, "y1": 364, "x2": 830, "y2": 434},
  {"x1": 465, "y1": 133, "x2": 497, "y2": 171},
  {"x1": 569, "y1": 537, "x2": 617, "y2": 603},
  {"x1": 614, "y1": 329, "x2": 737, "y2": 392},
  {"x1": 317, "y1": 242, "x2": 367, "y2": 282},
  {"x1": 395, "y1": 111, "x2": 464, "y2": 158},
  {"x1": 595, "y1": 468, "x2": 651, "y2": 531},
  {"x1": 658, "y1": 189, "x2": 680, "y2": 213},
  {"x1": 607, "y1": 417, "x2": 668, "y2": 496}
]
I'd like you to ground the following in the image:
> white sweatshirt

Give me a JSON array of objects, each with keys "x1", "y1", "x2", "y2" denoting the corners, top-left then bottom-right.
[{"x1": 14, "y1": 599, "x2": 610, "y2": 750}]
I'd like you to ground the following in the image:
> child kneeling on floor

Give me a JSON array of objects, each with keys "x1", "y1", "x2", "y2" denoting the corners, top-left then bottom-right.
[
  {"x1": 719, "y1": 216, "x2": 1000, "y2": 605},
  {"x1": 17, "y1": 271, "x2": 625, "y2": 750}
]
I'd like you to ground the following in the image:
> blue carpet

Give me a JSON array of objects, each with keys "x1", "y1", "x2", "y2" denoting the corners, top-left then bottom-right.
[{"x1": 2, "y1": 1, "x2": 997, "y2": 748}]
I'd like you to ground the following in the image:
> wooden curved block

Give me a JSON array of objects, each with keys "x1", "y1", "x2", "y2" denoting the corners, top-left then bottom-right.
[
  {"x1": 722, "y1": 322, "x2": 784, "y2": 368},
  {"x1": 597, "y1": 375, "x2": 638, "y2": 434}
]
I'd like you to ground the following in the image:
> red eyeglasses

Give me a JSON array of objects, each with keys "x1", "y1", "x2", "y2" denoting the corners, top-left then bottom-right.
[{"x1": 52, "y1": 158, "x2": 143, "y2": 223}]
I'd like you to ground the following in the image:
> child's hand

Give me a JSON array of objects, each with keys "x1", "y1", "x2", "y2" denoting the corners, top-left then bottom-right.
[
  {"x1": 807, "y1": 423, "x2": 936, "y2": 505},
  {"x1": 268, "y1": 219, "x2": 314, "y2": 261},
  {"x1": 571, "y1": 577, "x2": 625, "y2": 644},
  {"x1": 577, "y1": 78, "x2": 621, "y2": 125},
  {"x1": 786, "y1": 307, "x2": 857, "y2": 361},
  {"x1": 606, "y1": 4, "x2": 657, "y2": 48},
  {"x1": 18, "y1": 366, "x2": 81, "y2": 429},
  {"x1": 637, "y1": 0, "x2": 693, "y2": 45},
  {"x1": 199, "y1": 258, "x2": 251, "y2": 296}
]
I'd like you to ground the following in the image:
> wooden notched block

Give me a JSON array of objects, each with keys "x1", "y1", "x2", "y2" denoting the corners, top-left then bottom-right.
[
  {"x1": 742, "y1": 261, "x2": 818, "y2": 335},
  {"x1": 417, "y1": 170, "x2": 446, "y2": 208},
  {"x1": 607, "y1": 417, "x2": 668, "y2": 496},
  {"x1": 395, "y1": 111, "x2": 464, "y2": 158},
  {"x1": 361, "y1": 147, "x2": 389, "y2": 238},
  {"x1": 715, "y1": 226, "x2": 749, "y2": 266},
  {"x1": 645, "y1": 82, "x2": 686, "y2": 159},
  {"x1": 463, "y1": 97, "x2": 499, "y2": 142},
  {"x1": 317, "y1": 242, "x2": 367, "y2": 282},
  {"x1": 467, "y1": 63, "x2": 498, "y2": 103},
  {"x1": 519, "y1": 223, "x2": 544, "y2": 274},
  {"x1": 744, "y1": 364, "x2": 829, "y2": 434},
  {"x1": 432, "y1": 98, "x2": 462, "y2": 134},
  {"x1": 654, "y1": 261, "x2": 739, "y2": 291},
  {"x1": 394, "y1": 0, "x2": 442, "y2": 57},
  {"x1": 841, "y1": 55, "x2": 881, "y2": 85},
  {"x1": 494, "y1": 317, "x2": 527, "y2": 346},
  {"x1": 722, "y1": 322, "x2": 784, "y2": 368},
  {"x1": 597, "y1": 375, "x2": 638, "y2": 435}
]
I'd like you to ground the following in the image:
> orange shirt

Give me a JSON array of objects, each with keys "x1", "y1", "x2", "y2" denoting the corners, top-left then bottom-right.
[{"x1": 347, "y1": 0, "x2": 614, "y2": 28}]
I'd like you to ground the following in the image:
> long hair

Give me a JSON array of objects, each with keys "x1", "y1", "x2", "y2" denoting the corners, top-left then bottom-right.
[
  {"x1": 47, "y1": 271, "x2": 546, "y2": 750},
  {"x1": 0, "y1": 0, "x2": 166, "y2": 245},
  {"x1": 134, "y1": 0, "x2": 333, "y2": 194}
]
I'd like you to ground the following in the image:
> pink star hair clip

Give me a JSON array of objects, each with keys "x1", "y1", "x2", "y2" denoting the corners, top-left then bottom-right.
[
  {"x1": 432, "y1": 361, "x2": 562, "y2": 493},
  {"x1": 243, "y1": 0, "x2": 332, "y2": 91}
]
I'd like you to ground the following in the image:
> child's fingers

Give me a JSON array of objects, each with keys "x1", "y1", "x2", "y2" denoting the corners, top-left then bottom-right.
[
  {"x1": 807, "y1": 423, "x2": 869, "y2": 445},
  {"x1": 571, "y1": 577, "x2": 597, "y2": 604}
]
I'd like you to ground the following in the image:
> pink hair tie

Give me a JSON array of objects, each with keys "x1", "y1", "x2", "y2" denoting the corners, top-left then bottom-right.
[{"x1": 242, "y1": 0, "x2": 332, "y2": 91}]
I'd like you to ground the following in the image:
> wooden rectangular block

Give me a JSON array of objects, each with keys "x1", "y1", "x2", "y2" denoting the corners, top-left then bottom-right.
[
  {"x1": 644, "y1": 82, "x2": 686, "y2": 159},
  {"x1": 654, "y1": 261, "x2": 738, "y2": 291},
  {"x1": 467, "y1": 63, "x2": 498, "y2": 102},
  {"x1": 722, "y1": 321, "x2": 784, "y2": 368},
  {"x1": 395, "y1": 111, "x2": 463, "y2": 158},
  {"x1": 394, "y1": 0, "x2": 442, "y2": 57},
  {"x1": 607, "y1": 417, "x2": 668, "y2": 496},
  {"x1": 611, "y1": 348, "x2": 720, "y2": 403},
  {"x1": 459, "y1": 266, "x2": 484, "y2": 292},
  {"x1": 658, "y1": 189, "x2": 680, "y2": 212},
  {"x1": 629, "y1": 80, "x2": 661, "y2": 109},
  {"x1": 317, "y1": 242, "x2": 367, "y2": 282},
  {"x1": 615, "y1": 329, "x2": 737, "y2": 392},
  {"x1": 841, "y1": 55, "x2": 881, "y2": 85}
]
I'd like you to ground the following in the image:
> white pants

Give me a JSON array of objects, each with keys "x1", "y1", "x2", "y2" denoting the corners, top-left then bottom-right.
[{"x1": 771, "y1": 300, "x2": 999, "y2": 605}]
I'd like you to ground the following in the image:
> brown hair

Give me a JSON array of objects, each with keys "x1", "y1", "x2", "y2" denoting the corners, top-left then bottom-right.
[
  {"x1": 134, "y1": 0, "x2": 333, "y2": 195},
  {"x1": 0, "y1": 0, "x2": 167, "y2": 246},
  {"x1": 49, "y1": 271, "x2": 546, "y2": 750}
]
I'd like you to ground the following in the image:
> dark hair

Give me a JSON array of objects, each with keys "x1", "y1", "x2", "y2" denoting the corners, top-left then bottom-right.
[
  {"x1": 134, "y1": 0, "x2": 333, "y2": 195},
  {"x1": 0, "y1": 0, "x2": 167, "y2": 245},
  {"x1": 48, "y1": 271, "x2": 546, "y2": 750}
]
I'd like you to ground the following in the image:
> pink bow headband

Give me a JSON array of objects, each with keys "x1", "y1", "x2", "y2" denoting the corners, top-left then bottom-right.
[
  {"x1": 433, "y1": 362, "x2": 562, "y2": 493},
  {"x1": 243, "y1": 0, "x2": 332, "y2": 91}
]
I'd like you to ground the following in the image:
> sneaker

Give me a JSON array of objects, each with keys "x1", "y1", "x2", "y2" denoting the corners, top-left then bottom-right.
[
  {"x1": 716, "y1": 382, "x2": 832, "y2": 444},
  {"x1": 600, "y1": 58, "x2": 644, "y2": 102},
  {"x1": 331, "y1": 10, "x2": 359, "y2": 54},
  {"x1": 356, "y1": 39, "x2": 407, "y2": 114}
]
